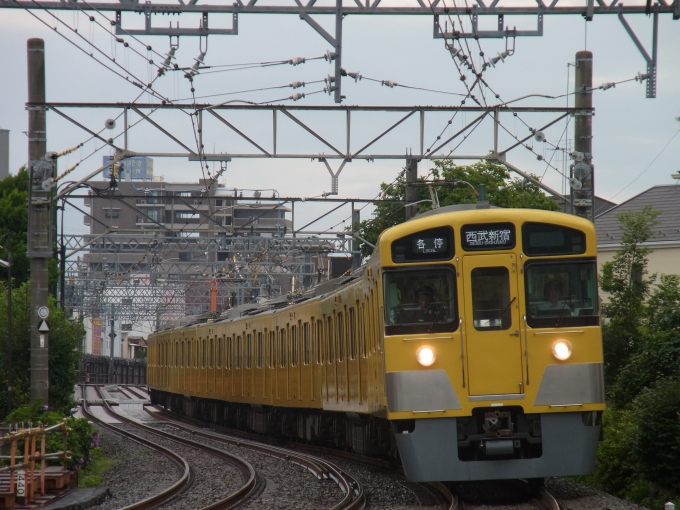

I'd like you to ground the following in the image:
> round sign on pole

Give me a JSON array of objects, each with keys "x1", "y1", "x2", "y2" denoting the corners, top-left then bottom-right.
[{"x1": 38, "y1": 306, "x2": 49, "y2": 319}]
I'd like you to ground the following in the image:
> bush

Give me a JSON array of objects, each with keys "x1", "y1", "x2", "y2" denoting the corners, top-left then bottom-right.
[
  {"x1": 593, "y1": 408, "x2": 639, "y2": 496},
  {"x1": 633, "y1": 377, "x2": 680, "y2": 492},
  {"x1": 4, "y1": 401, "x2": 98, "y2": 470}
]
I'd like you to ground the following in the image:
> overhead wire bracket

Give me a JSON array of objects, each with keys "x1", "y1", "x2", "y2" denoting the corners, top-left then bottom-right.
[{"x1": 617, "y1": 4, "x2": 658, "y2": 98}]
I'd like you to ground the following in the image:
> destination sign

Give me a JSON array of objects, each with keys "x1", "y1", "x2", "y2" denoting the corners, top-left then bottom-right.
[{"x1": 461, "y1": 223, "x2": 516, "y2": 251}]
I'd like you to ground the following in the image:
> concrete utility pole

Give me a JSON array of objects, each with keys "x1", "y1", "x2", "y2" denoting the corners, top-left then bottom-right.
[
  {"x1": 572, "y1": 50, "x2": 594, "y2": 222},
  {"x1": 109, "y1": 307, "x2": 116, "y2": 383},
  {"x1": 351, "y1": 208, "x2": 360, "y2": 271},
  {"x1": 27, "y1": 38, "x2": 50, "y2": 402},
  {"x1": 404, "y1": 158, "x2": 418, "y2": 221}
]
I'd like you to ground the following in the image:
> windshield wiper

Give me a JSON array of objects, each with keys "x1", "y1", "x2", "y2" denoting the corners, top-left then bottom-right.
[{"x1": 428, "y1": 299, "x2": 453, "y2": 333}]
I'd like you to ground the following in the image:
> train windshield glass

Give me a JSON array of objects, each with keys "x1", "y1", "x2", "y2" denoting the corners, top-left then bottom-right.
[
  {"x1": 383, "y1": 267, "x2": 457, "y2": 335},
  {"x1": 524, "y1": 260, "x2": 599, "y2": 328}
]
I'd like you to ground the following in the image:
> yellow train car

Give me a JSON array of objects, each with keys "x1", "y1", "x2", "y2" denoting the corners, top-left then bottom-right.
[{"x1": 148, "y1": 205, "x2": 604, "y2": 482}]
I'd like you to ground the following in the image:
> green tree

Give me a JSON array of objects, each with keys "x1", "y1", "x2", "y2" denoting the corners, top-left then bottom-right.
[
  {"x1": 599, "y1": 205, "x2": 660, "y2": 386},
  {"x1": 356, "y1": 160, "x2": 559, "y2": 256},
  {"x1": 0, "y1": 281, "x2": 84, "y2": 418},
  {"x1": 0, "y1": 167, "x2": 29, "y2": 286}
]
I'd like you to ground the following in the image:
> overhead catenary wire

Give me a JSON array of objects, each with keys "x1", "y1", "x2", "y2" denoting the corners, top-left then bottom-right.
[
  {"x1": 345, "y1": 73, "x2": 467, "y2": 97},
  {"x1": 21, "y1": 1, "x2": 171, "y2": 103}
]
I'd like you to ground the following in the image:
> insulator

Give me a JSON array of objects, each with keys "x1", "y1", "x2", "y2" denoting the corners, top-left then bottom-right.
[
  {"x1": 162, "y1": 47, "x2": 177, "y2": 68},
  {"x1": 347, "y1": 71, "x2": 362, "y2": 82},
  {"x1": 290, "y1": 81, "x2": 305, "y2": 89},
  {"x1": 191, "y1": 51, "x2": 207, "y2": 72},
  {"x1": 324, "y1": 51, "x2": 337, "y2": 62},
  {"x1": 382, "y1": 80, "x2": 397, "y2": 88},
  {"x1": 635, "y1": 72, "x2": 650, "y2": 82},
  {"x1": 290, "y1": 57, "x2": 306, "y2": 66},
  {"x1": 601, "y1": 82, "x2": 615, "y2": 90}
]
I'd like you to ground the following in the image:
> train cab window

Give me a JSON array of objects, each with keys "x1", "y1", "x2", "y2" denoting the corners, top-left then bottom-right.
[
  {"x1": 525, "y1": 260, "x2": 599, "y2": 328},
  {"x1": 522, "y1": 222, "x2": 586, "y2": 256},
  {"x1": 383, "y1": 267, "x2": 458, "y2": 335},
  {"x1": 471, "y1": 267, "x2": 512, "y2": 331},
  {"x1": 257, "y1": 332, "x2": 264, "y2": 368}
]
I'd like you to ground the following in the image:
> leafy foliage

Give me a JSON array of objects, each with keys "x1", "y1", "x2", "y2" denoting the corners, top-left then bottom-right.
[
  {"x1": 0, "y1": 282, "x2": 84, "y2": 417},
  {"x1": 599, "y1": 205, "x2": 660, "y2": 386},
  {"x1": 0, "y1": 168, "x2": 29, "y2": 286},
  {"x1": 593, "y1": 206, "x2": 680, "y2": 507},
  {"x1": 4, "y1": 402, "x2": 99, "y2": 470},
  {"x1": 633, "y1": 377, "x2": 680, "y2": 492},
  {"x1": 356, "y1": 160, "x2": 558, "y2": 257}
]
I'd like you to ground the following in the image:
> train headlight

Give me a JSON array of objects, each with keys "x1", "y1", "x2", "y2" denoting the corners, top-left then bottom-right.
[
  {"x1": 416, "y1": 346, "x2": 436, "y2": 367},
  {"x1": 552, "y1": 340, "x2": 572, "y2": 361}
]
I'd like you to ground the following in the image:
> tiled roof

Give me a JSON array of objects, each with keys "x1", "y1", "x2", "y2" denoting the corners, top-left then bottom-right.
[{"x1": 596, "y1": 184, "x2": 680, "y2": 245}]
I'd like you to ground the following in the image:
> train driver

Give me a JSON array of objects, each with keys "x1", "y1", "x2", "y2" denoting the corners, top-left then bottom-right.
[
  {"x1": 538, "y1": 279, "x2": 570, "y2": 312},
  {"x1": 413, "y1": 286, "x2": 446, "y2": 322}
]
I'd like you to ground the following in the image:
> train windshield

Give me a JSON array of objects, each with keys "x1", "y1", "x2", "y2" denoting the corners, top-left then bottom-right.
[
  {"x1": 524, "y1": 260, "x2": 599, "y2": 328},
  {"x1": 383, "y1": 267, "x2": 458, "y2": 335}
]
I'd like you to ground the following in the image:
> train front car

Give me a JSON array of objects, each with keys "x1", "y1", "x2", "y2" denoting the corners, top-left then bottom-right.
[{"x1": 379, "y1": 208, "x2": 604, "y2": 482}]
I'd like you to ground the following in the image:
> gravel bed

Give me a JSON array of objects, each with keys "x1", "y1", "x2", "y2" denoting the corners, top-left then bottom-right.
[
  {"x1": 88, "y1": 428, "x2": 181, "y2": 510},
  {"x1": 546, "y1": 477, "x2": 650, "y2": 510},
  {"x1": 110, "y1": 423, "x2": 247, "y2": 510},
  {"x1": 278, "y1": 444, "x2": 440, "y2": 509},
  {"x1": 152, "y1": 424, "x2": 344, "y2": 510}
]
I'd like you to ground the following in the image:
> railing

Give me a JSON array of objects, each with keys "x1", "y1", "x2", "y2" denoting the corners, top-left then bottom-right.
[{"x1": 0, "y1": 422, "x2": 70, "y2": 505}]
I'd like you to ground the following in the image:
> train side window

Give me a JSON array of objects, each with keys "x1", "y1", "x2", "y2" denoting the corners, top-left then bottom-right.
[
  {"x1": 246, "y1": 334, "x2": 253, "y2": 369},
  {"x1": 326, "y1": 316, "x2": 334, "y2": 363},
  {"x1": 337, "y1": 312, "x2": 345, "y2": 361},
  {"x1": 203, "y1": 339, "x2": 207, "y2": 368},
  {"x1": 210, "y1": 338, "x2": 214, "y2": 368},
  {"x1": 217, "y1": 336, "x2": 223, "y2": 369},
  {"x1": 269, "y1": 331, "x2": 276, "y2": 368},
  {"x1": 280, "y1": 328, "x2": 287, "y2": 367},
  {"x1": 257, "y1": 332, "x2": 264, "y2": 368},
  {"x1": 316, "y1": 319, "x2": 322, "y2": 364},
  {"x1": 181, "y1": 341, "x2": 185, "y2": 367},
  {"x1": 471, "y1": 266, "x2": 512, "y2": 331},
  {"x1": 226, "y1": 335, "x2": 233, "y2": 369},
  {"x1": 187, "y1": 340, "x2": 192, "y2": 367},
  {"x1": 291, "y1": 325, "x2": 298, "y2": 366},
  {"x1": 303, "y1": 322, "x2": 311, "y2": 365},
  {"x1": 349, "y1": 308, "x2": 357, "y2": 360},
  {"x1": 359, "y1": 304, "x2": 366, "y2": 358},
  {"x1": 236, "y1": 336, "x2": 242, "y2": 369}
]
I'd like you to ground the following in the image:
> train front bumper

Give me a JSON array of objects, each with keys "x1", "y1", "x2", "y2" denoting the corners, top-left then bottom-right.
[{"x1": 393, "y1": 411, "x2": 600, "y2": 482}]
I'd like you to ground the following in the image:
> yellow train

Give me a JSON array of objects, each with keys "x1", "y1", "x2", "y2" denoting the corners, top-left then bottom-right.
[{"x1": 148, "y1": 205, "x2": 604, "y2": 481}]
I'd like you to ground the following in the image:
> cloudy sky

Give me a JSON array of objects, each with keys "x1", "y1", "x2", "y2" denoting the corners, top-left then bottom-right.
[{"x1": 1, "y1": 0, "x2": 679, "y2": 234}]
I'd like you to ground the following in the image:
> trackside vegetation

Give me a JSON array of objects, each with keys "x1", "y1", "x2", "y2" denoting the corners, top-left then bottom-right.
[{"x1": 592, "y1": 205, "x2": 680, "y2": 509}]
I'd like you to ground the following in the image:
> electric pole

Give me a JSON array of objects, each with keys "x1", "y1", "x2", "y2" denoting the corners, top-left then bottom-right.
[
  {"x1": 27, "y1": 38, "x2": 50, "y2": 402},
  {"x1": 351, "y1": 208, "x2": 360, "y2": 271},
  {"x1": 109, "y1": 306, "x2": 116, "y2": 383},
  {"x1": 573, "y1": 50, "x2": 594, "y2": 222},
  {"x1": 404, "y1": 158, "x2": 418, "y2": 221}
]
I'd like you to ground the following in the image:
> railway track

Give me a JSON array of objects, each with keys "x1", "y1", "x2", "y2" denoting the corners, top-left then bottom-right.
[
  {"x1": 83, "y1": 384, "x2": 258, "y2": 509},
  {"x1": 83, "y1": 384, "x2": 365, "y2": 509},
  {"x1": 97, "y1": 384, "x2": 566, "y2": 510}
]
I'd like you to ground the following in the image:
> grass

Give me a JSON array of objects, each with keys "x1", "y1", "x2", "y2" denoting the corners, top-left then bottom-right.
[{"x1": 78, "y1": 450, "x2": 116, "y2": 488}]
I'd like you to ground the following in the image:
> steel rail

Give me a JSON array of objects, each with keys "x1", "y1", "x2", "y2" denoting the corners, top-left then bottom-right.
[
  {"x1": 141, "y1": 403, "x2": 365, "y2": 509},
  {"x1": 89, "y1": 384, "x2": 258, "y2": 510},
  {"x1": 533, "y1": 487, "x2": 561, "y2": 510},
  {"x1": 81, "y1": 390, "x2": 191, "y2": 510}
]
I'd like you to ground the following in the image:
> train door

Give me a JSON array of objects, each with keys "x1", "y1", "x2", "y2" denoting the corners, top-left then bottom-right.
[{"x1": 462, "y1": 253, "x2": 523, "y2": 396}]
